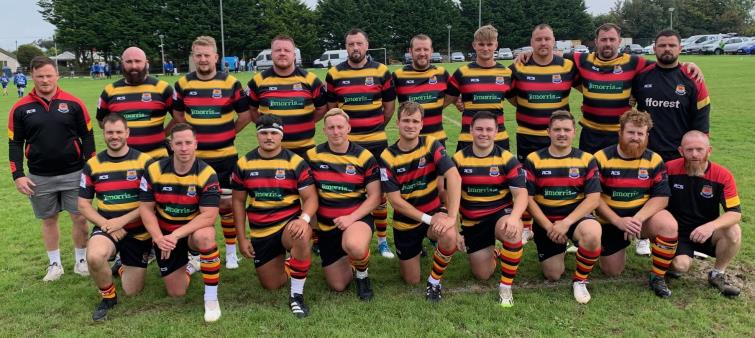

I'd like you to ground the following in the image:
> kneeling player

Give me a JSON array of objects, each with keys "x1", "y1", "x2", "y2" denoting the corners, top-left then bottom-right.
[
  {"x1": 380, "y1": 102, "x2": 461, "y2": 302},
  {"x1": 79, "y1": 114, "x2": 153, "y2": 320},
  {"x1": 524, "y1": 111, "x2": 602, "y2": 304},
  {"x1": 453, "y1": 111, "x2": 528, "y2": 307},
  {"x1": 139, "y1": 123, "x2": 222, "y2": 322},
  {"x1": 232, "y1": 115, "x2": 318, "y2": 317},
  {"x1": 306, "y1": 109, "x2": 381, "y2": 300},
  {"x1": 667, "y1": 131, "x2": 742, "y2": 297},
  {"x1": 595, "y1": 109, "x2": 678, "y2": 297}
]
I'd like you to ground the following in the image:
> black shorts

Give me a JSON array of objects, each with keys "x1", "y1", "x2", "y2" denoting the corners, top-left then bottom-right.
[
  {"x1": 676, "y1": 231, "x2": 716, "y2": 258},
  {"x1": 516, "y1": 134, "x2": 550, "y2": 162},
  {"x1": 600, "y1": 222, "x2": 631, "y2": 256},
  {"x1": 90, "y1": 227, "x2": 152, "y2": 268},
  {"x1": 461, "y1": 208, "x2": 511, "y2": 254},
  {"x1": 204, "y1": 155, "x2": 238, "y2": 189},
  {"x1": 358, "y1": 141, "x2": 388, "y2": 159},
  {"x1": 316, "y1": 215, "x2": 374, "y2": 267},
  {"x1": 579, "y1": 128, "x2": 617, "y2": 154},
  {"x1": 251, "y1": 227, "x2": 287, "y2": 267},
  {"x1": 533, "y1": 216, "x2": 594, "y2": 261},
  {"x1": 457, "y1": 139, "x2": 510, "y2": 154},
  {"x1": 155, "y1": 236, "x2": 190, "y2": 276},
  {"x1": 394, "y1": 223, "x2": 431, "y2": 260}
]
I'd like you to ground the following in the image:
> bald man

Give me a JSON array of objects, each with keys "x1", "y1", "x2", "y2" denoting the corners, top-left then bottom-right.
[
  {"x1": 666, "y1": 131, "x2": 742, "y2": 297},
  {"x1": 96, "y1": 47, "x2": 175, "y2": 160}
]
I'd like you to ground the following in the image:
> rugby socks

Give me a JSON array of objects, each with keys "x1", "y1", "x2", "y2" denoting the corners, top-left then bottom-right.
[
  {"x1": 200, "y1": 246, "x2": 220, "y2": 301},
  {"x1": 428, "y1": 245, "x2": 455, "y2": 285},
  {"x1": 651, "y1": 236, "x2": 678, "y2": 278},
  {"x1": 286, "y1": 257, "x2": 311, "y2": 297},
  {"x1": 99, "y1": 283, "x2": 116, "y2": 300},
  {"x1": 75, "y1": 247, "x2": 87, "y2": 262},
  {"x1": 374, "y1": 200, "x2": 389, "y2": 242},
  {"x1": 350, "y1": 251, "x2": 370, "y2": 279},
  {"x1": 522, "y1": 211, "x2": 533, "y2": 232},
  {"x1": 47, "y1": 249, "x2": 62, "y2": 265},
  {"x1": 573, "y1": 247, "x2": 601, "y2": 282},
  {"x1": 498, "y1": 240, "x2": 523, "y2": 288},
  {"x1": 220, "y1": 209, "x2": 237, "y2": 249}
]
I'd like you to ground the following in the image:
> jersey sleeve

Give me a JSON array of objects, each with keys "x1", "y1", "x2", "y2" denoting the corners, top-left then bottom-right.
[
  {"x1": 431, "y1": 140, "x2": 455, "y2": 175},
  {"x1": 96, "y1": 90, "x2": 110, "y2": 122},
  {"x1": 504, "y1": 156, "x2": 526, "y2": 189},
  {"x1": 230, "y1": 159, "x2": 246, "y2": 191},
  {"x1": 720, "y1": 170, "x2": 741, "y2": 213},
  {"x1": 446, "y1": 69, "x2": 462, "y2": 97},
  {"x1": 381, "y1": 68, "x2": 396, "y2": 102},
  {"x1": 294, "y1": 157, "x2": 314, "y2": 190},
  {"x1": 650, "y1": 160, "x2": 671, "y2": 197},
  {"x1": 363, "y1": 154, "x2": 380, "y2": 184},
  {"x1": 199, "y1": 170, "x2": 221, "y2": 207},
  {"x1": 78, "y1": 161, "x2": 95, "y2": 199},
  {"x1": 379, "y1": 153, "x2": 400, "y2": 193},
  {"x1": 138, "y1": 165, "x2": 155, "y2": 202},
  {"x1": 247, "y1": 77, "x2": 260, "y2": 108},
  {"x1": 162, "y1": 84, "x2": 175, "y2": 114},
  {"x1": 523, "y1": 156, "x2": 538, "y2": 196},
  {"x1": 73, "y1": 98, "x2": 96, "y2": 159},
  {"x1": 231, "y1": 80, "x2": 250, "y2": 113},
  {"x1": 311, "y1": 76, "x2": 327, "y2": 108},
  {"x1": 325, "y1": 71, "x2": 338, "y2": 103},
  {"x1": 692, "y1": 79, "x2": 711, "y2": 134},
  {"x1": 172, "y1": 81, "x2": 185, "y2": 112},
  {"x1": 505, "y1": 64, "x2": 518, "y2": 99},
  {"x1": 8, "y1": 105, "x2": 26, "y2": 180},
  {"x1": 584, "y1": 156, "x2": 602, "y2": 194}
]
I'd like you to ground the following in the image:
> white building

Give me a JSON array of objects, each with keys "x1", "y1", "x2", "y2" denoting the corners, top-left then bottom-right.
[{"x1": 0, "y1": 48, "x2": 20, "y2": 71}]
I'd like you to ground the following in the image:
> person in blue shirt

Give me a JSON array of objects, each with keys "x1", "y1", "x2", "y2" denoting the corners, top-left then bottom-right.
[
  {"x1": 13, "y1": 71, "x2": 27, "y2": 97},
  {"x1": 0, "y1": 73, "x2": 9, "y2": 96}
]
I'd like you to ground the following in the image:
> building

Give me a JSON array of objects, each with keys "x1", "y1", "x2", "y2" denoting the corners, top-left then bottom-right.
[{"x1": 0, "y1": 48, "x2": 20, "y2": 73}]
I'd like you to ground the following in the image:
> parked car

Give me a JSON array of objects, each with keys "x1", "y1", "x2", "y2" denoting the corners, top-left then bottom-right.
[
  {"x1": 573, "y1": 45, "x2": 589, "y2": 53},
  {"x1": 254, "y1": 48, "x2": 302, "y2": 71},
  {"x1": 313, "y1": 49, "x2": 347, "y2": 68},
  {"x1": 699, "y1": 37, "x2": 727, "y2": 54},
  {"x1": 723, "y1": 37, "x2": 753, "y2": 54},
  {"x1": 643, "y1": 43, "x2": 654, "y2": 54},
  {"x1": 404, "y1": 52, "x2": 413, "y2": 64},
  {"x1": 497, "y1": 48, "x2": 513, "y2": 60},
  {"x1": 623, "y1": 44, "x2": 644, "y2": 54},
  {"x1": 451, "y1": 52, "x2": 465, "y2": 62},
  {"x1": 431, "y1": 52, "x2": 442, "y2": 63},
  {"x1": 682, "y1": 35, "x2": 723, "y2": 54},
  {"x1": 512, "y1": 46, "x2": 533, "y2": 58},
  {"x1": 737, "y1": 41, "x2": 755, "y2": 54}
]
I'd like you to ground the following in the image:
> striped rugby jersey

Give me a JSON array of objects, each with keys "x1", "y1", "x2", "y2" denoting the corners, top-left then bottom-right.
[{"x1": 393, "y1": 65, "x2": 450, "y2": 141}]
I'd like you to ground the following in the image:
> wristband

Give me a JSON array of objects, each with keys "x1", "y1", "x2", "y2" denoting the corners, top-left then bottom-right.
[
  {"x1": 300, "y1": 213, "x2": 311, "y2": 223},
  {"x1": 421, "y1": 213, "x2": 432, "y2": 225}
]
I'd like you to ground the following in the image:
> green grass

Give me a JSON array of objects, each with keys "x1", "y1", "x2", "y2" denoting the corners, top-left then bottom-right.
[{"x1": 0, "y1": 56, "x2": 753, "y2": 337}]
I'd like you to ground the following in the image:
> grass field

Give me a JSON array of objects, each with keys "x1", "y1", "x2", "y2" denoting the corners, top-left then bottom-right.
[{"x1": 0, "y1": 56, "x2": 753, "y2": 337}]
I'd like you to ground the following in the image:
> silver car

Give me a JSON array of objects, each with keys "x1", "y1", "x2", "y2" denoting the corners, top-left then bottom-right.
[{"x1": 451, "y1": 52, "x2": 465, "y2": 62}]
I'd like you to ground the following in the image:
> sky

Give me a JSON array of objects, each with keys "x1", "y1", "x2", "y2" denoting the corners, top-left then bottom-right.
[{"x1": 0, "y1": 0, "x2": 613, "y2": 52}]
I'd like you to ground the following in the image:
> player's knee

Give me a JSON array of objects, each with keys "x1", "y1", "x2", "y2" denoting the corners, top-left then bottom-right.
[
  {"x1": 402, "y1": 275, "x2": 421, "y2": 285},
  {"x1": 600, "y1": 262, "x2": 624, "y2": 277},
  {"x1": 723, "y1": 224, "x2": 741, "y2": 245},
  {"x1": 471, "y1": 265, "x2": 494, "y2": 281},
  {"x1": 343, "y1": 242, "x2": 367, "y2": 259},
  {"x1": 543, "y1": 269, "x2": 563, "y2": 282},
  {"x1": 328, "y1": 278, "x2": 350, "y2": 292},
  {"x1": 166, "y1": 287, "x2": 187, "y2": 297},
  {"x1": 671, "y1": 256, "x2": 691, "y2": 273},
  {"x1": 122, "y1": 284, "x2": 144, "y2": 296},
  {"x1": 259, "y1": 275, "x2": 287, "y2": 290}
]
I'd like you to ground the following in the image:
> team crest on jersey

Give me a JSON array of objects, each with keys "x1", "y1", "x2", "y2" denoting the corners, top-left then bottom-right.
[
  {"x1": 613, "y1": 65, "x2": 623, "y2": 74},
  {"x1": 429, "y1": 75, "x2": 438, "y2": 84},
  {"x1": 141, "y1": 92, "x2": 152, "y2": 102},
  {"x1": 275, "y1": 168, "x2": 286, "y2": 180},
  {"x1": 637, "y1": 168, "x2": 649, "y2": 180},
  {"x1": 418, "y1": 156, "x2": 427, "y2": 169},
  {"x1": 489, "y1": 166, "x2": 500, "y2": 177},
  {"x1": 187, "y1": 185, "x2": 197, "y2": 197},
  {"x1": 58, "y1": 103, "x2": 69, "y2": 113},
  {"x1": 700, "y1": 184, "x2": 714, "y2": 198},
  {"x1": 675, "y1": 84, "x2": 686, "y2": 95},
  {"x1": 345, "y1": 164, "x2": 357, "y2": 175},
  {"x1": 365, "y1": 76, "x2": 375, "y2": 86},
  {"x1": 552, "y1": 74, "x2": 562, "y2": 84},
  {"x1": 292, "y1": 83, "x2": 303, "y2": 91},
  {"x1": 212, "y1": 89, "x2": 222, "y2": 98},
  {"x1": 126, "y1": 170, "x2": 138, "y2": 181},
  {"x1": 568, "y1": 167, "x2": 580, "y2": 179},
  {"x1": 495, "y1": 76, "x2": 505, "y2": 85}
]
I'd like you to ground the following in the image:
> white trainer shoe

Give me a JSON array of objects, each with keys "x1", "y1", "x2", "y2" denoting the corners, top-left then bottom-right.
[
  {"x1": 378, "y1": 241, "x2": 395, "y2": 259},
  {"x1": 521, "y1": 228, "x2": 534, "y2": 245},
  {"x1": 43, "y1": 262, "x2": 64, "y2": 282},
  {"x1": 573, "y1": 281, "x2": 591, "y2": 304},
  {"x1": 566, "y1": 243, "x2": 578, "y2": 254},
  {"x1": 498, "y1": 285, "x2": 513, "y2": 308},
  {"x1": 74, "y1": 259, "x2": 90, "y2": 276},
  {"x1": 204, "y1": 299, "x2": 221, "y2": 322},
  {"x1": 635, "y1": 239, "x2": 651, "y2": 256},
  {"x1": 226, "y1": 254, "x2": 239, "y2": 270},
  {"x1": 187, "y1": 255, "x2": 201, "y2": 275}
]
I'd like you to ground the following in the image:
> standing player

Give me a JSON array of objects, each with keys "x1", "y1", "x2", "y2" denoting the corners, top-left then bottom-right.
[
  {"x1": 305, "y1": 108, "x2": 381, "y2": 300},
  {"x1": 248, "y1": 35, "x2": 328, "y2": 157},
  {"x1": 453, "y1": 111, "x2": 527, "y2": 307},
  {"x1": 380, "y1": 102, "x2": 461, "y2": 302},
  {"x1": 97, "y1": 47, "x2": 174, "y2": 159},
  {"x1": 79, "y1": 114, "x2": 153, "y2": 320},
  {"x1": 445, "y1": 25, "x2": 513, "y2": 152},
  {"x1": 232, "y1": 114, "x2": 318, "y2": 317},
  {"x1": 524, "y1": 110, "x2": 602, "y2": 304},
  {"x1": 594, "y1": 109, "x2": 678, "y2": 297},
  {"x1": 633, "y1": 30, "x2": 710, "y2": 162},
  {"x1": 1, "y1": 72, "x2": 9, "y2": 95},
  {"x1": 139, "y1": 123, "x2": 223, "y2": 322},
  {"x1": 173, "y1": 36, "x2": 252, "y2": 269},
  {"x1": 667, "y1": 131, "x2": 742, "y2": 297},
  {"x1": 326, "y1": 28, "x2": 396, "y2": 258},
  {"x1": 8, "y1": 56, "x2": 95, "y2": 281},
  {"x1": 13, "y1": 70, "x2": 27, "y2": 98}
]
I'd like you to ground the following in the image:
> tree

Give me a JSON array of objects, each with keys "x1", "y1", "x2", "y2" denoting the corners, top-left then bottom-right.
[{"x1": 16, "y1": 44, "x2": 46, "y2": 68}]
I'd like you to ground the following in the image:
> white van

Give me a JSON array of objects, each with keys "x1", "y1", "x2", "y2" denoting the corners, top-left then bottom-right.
[
  {"x1": 313, "y1": 50, "x2": 348, "y2": 68},
  {"x1": 254, "y1": 48, "x2": 302, "y2": 71}
]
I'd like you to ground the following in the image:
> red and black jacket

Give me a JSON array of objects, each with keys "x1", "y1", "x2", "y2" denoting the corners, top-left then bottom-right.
[{"x1": 8, "y1": 87, "x2": 96, "y2": 180}]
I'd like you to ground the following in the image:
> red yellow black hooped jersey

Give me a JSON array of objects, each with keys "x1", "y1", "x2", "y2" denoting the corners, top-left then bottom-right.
[
  {"x1": 666, "y1": 159, "x2": 740, "y2": 232},
  {"x1": 305, "y1": 142, "x2": 380, "y2": 231},
  {"x1": 524, "y1": 147, "x2": 601, "y2": 222},
  {"x1": 80, "y1": 148, "x2": 153, "y2": 233},
  {"x1": 325, "y1": 61, "x2": 396, "y2": 145},
  {"x1": 632, "y1": 64, "x2": 711, "y2": 154},
  {"x1": 173, "y1": 72, "x2": 249, "y2": 160},
  {"x1": 446, "y1": 62, "x2": 513, "y2": 144},
  {"x1": 393, "y1": 65, "x2": 450, "y2": 141},
  {"x1": 453, "y1": 145, "x2": 525, "y2": 227},
  {"x1": 379, "y1": 136, "x2": 455, "y2": 230},
  {"x1": 139, "y1": 158, "x2": 220, "y2": 233},
  {"x1": 96, "y1": 76, "x2": 174, "y2": 159},
  {"x1": 569, "y1": 52, "x2": 648, "y2": 132},
  {"x1": 594, "y1": 145, "x2": 669, "y2": 223},
  {"x1": 248, "y1": 67, "x2": 327, "y2": 151},
  {"x1": 509, "y1": 56, "x2": 579, "y2": 136},
  {"x1": 231, "y1": 149, "x2": 314, "y2": 238}
]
